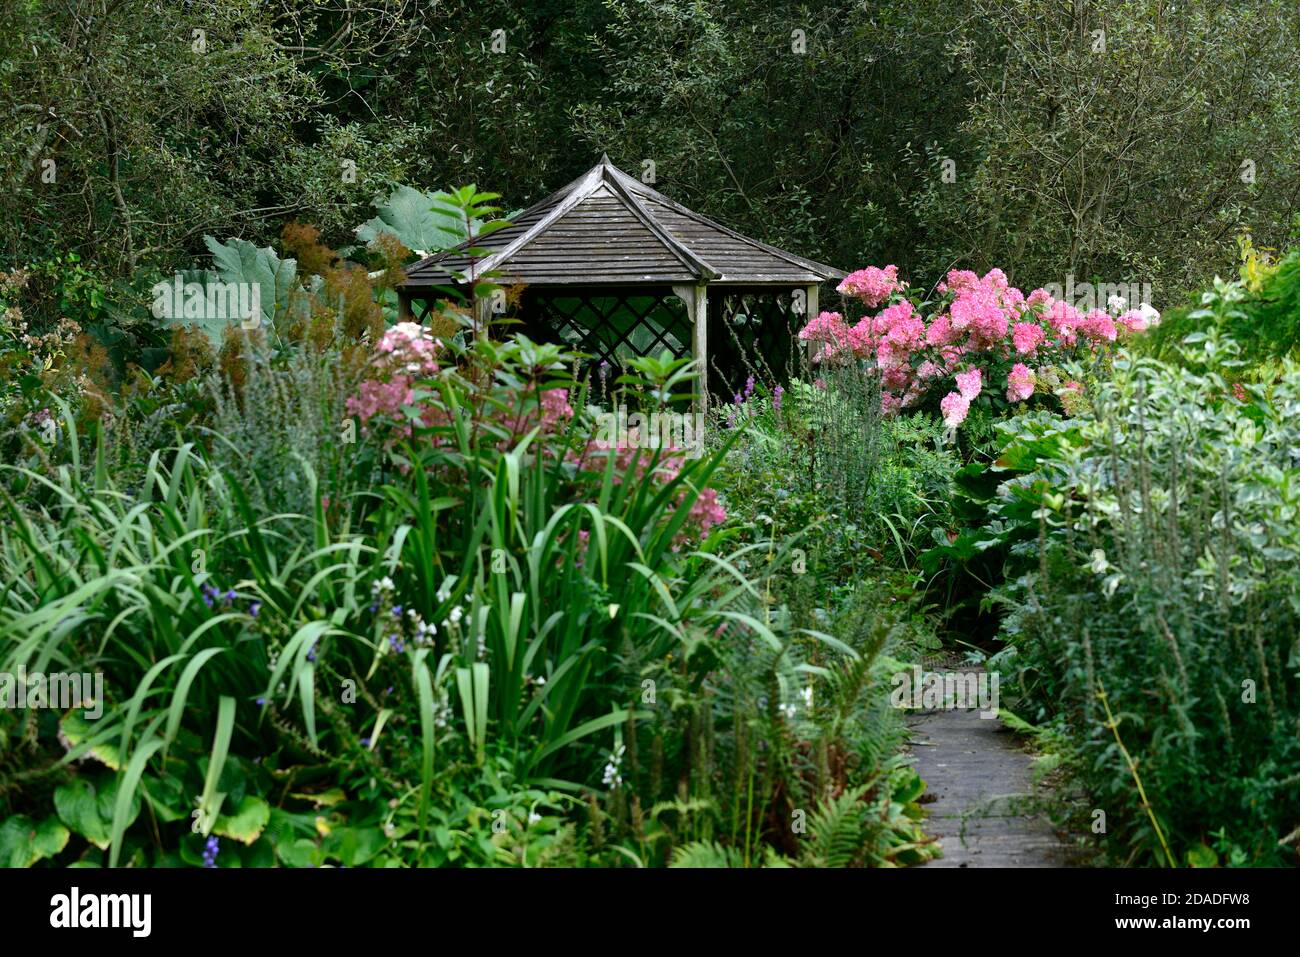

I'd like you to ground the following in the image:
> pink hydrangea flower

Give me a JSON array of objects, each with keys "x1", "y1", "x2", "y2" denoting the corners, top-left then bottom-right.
[
  {"x1": 1079, "y1": 309, "x2": 1118, "y2": 343},
  {"x1": 1012, "y1": 322, "x2": 1046, "y2": 355},
  {"x1": 798, "y1": 310, "x2": 853, "y2": 361},
  {"x1": 925, "y1": 314, "x2": 957, "y2": 346},
  {"x1": 880, "y1": 300, "x2": 926, "y2": 350},
  {"x1": 689, "y1": 487, "x2": 728, "y2": 535},
  {"x1": 955, "y1": 368, "x2": 982, "y2": 400},
  {"x1": 838, "y1": 265, "x2": 905, "y2": 307},
  {"x1": 945, "y1": 274, "x2": 1011, "y2": 347},
  {"x1": 1116, "y1": 309, "x2": 1148, "y2": 334},
  {"x1": 376, "y1": 322, "x2": 442, "y2": 376},
  {"x1": 1002, "y1": 286, "x2": 1026, "y2": 315},
  {"x1": 982, "y1": 267, "x2": 1009, "y2": 290},
  {"x1": 940, "y1": 390, "x2": 970, "y2": 428},
  {"x1": 881, "y1": 364, "x2": 911, "y2": 392},
  {"x1": 1044, "y1": 306, "x2": 1079, "y2": 346},
  {"x1": 939, "y1": 269, "x2": 981, "y2": 295},
  {"x1": 1006, "y1": 363, "x2": 1036, "y2": 402},
  {"x1": 347, "y1": 377, "x2": 416, "y2": 427},
  {"x1": 540, "y1": 388, "x2": 574, "y2": 429},
  {"x1": 347, "y1": 324, "x2": 445, "y2": 435},
  {"x1": 847, "y1": 317, "x2": 880, "y2": 357},
  {"x1": 798, "y1": 310, "x2": 845, "y2": 340}
]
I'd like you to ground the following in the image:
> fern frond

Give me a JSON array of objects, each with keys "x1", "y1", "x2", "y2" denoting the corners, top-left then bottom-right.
[
  {"x1": 669, "y1": 840, "x2": 744, "y2": 868},
  {"x1": 799, "y1": 784, "x2": 869, "y2": 868}
]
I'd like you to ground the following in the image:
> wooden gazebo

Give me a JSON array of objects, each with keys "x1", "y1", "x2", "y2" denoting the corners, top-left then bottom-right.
[{"x1": 397, "y1": 155, "x2": 844, "y2": 403}]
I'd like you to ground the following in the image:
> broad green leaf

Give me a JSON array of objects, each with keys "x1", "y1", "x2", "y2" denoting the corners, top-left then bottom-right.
[
  {"x1": 54, "y1": 779, "x2": 111, "y2": 849},
  {"x1": 1186, "y1": 844, "x2": 1219, "y2": 868},
  {"x1": 0, "y1": 815, "x2": 70, "y2": 867},
  {"x1": 60, "y1": 711, "x2": 121, "y2": 770},
  {"x1": 214, "y1": 795, "x2": 271, "y2": 845},
  {"x1": 355, "y1": 185, "x2": 474, "y2": 258},
  {"x1": 203, "y1": 235, "x2": 304, "y2": 334}
]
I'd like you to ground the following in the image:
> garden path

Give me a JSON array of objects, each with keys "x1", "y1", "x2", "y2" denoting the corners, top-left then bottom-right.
[{"x1": 906, "y1": 672, "x2": 1074, "y2": 867}]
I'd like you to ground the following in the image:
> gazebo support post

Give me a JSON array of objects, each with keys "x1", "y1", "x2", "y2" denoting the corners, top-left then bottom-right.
[
  {"x1": 803, "y1": 283, "x2": 819, "y2": 367},
  {"x1": 473, "y1": 293, "x2": 493, "y2": 336},
  {"x1": 397, "y1": 291, "x2": 414, "y2": 321},
  {"x1": 675, "y1": 283, "x2": 710, "y2": 412}
]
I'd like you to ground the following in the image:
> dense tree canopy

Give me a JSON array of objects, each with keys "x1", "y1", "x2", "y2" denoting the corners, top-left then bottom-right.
[{"x1": 3, "y1": 0, "x2": 1298, "y2": 325}]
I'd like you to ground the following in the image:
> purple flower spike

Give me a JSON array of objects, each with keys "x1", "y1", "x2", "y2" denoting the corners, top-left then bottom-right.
[{"x1": 202, "y1": 835, "x2": 220, "y2": 868}]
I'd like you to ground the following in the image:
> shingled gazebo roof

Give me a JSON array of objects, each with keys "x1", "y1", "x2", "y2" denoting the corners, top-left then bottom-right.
[{"x1": 400, "y1": 155, "x2": 846, "y2": 289}]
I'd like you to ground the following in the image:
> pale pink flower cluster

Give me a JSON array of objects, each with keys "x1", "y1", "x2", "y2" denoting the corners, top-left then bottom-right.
[
  {"x1": 348, "y1": 377, "x2": 422, "y2": 429},
  {"x1": 1006, "y1": 363, "x2": 1036, "y2": 402},
  {"x1": 375, "y1": 322, "x2": 442, "y2": 375},
  {"x1": 837, "y1": 265, "x2": 906, "y2": 307},
  {"x1": 347, "y1": 323, "x2": 444, "y2": 434},
  {"x1": 939, "y1": 367, "x2": 984, "y2": 425},
  {"x1": 940, "y1": 391, "x2": 969, "y2": 428},
  {"x1": 955, "y1": 369, "x2": 982, "y2": 399},
  {"x1": 1012, "y1": 322, "x2": 1045, "y2": 355},
  {"x1": 1116, "y1": 311, "x2": 1146, "y2": 334},
  {"x1": 347, "y1": 324, "x2": 574, "y2": 449},
  {"x1": 539, "y1": 388, "x2": 574, "y2": 430},
  {"x1": 801, "y1": 265, "x2": 1152, "y2": 427}
]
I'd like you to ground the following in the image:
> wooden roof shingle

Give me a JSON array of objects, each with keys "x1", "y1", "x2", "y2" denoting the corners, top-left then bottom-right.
[{"x1": 400, "y1": 156, "x2": 845, "y2": 289}]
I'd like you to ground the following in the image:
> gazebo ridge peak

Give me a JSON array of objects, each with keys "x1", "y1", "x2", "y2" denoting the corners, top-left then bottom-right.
[{"x1": 399, "y1": 155, "x2": 845, "y2": 289}]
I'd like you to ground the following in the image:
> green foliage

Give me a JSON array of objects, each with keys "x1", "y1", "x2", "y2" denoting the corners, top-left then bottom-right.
[
  {"x1": 964, "y1": 333, "x2": 1300, "y2": 865},
  {"x1": 715, "y1": 376, "x2": 957, "y2": 600},
  {"x1": 1145, "y1": 244, "x2": 1300, "y2": 368},
  {"x1": 354, "y1": 186, "x2": 479, "y2": 259},
  {"x1": 0, "y1": 270, "x2": 939, "y2": 866},
  {"x1": 8, "y1": 0, "x2": 1297, "y2": 337}
]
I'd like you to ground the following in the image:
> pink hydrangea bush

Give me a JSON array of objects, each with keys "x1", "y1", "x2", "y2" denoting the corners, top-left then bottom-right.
[
  {"x1": 797, "y1": 265, "x2": 1157, "y2": 428},
  {"x1": 347, "y1": 324, "x2": 723, "y2": 543},
  {"x1": 347, "y1": 322, "x2": 444, "y2": 436},
  {"x1": 347, "y1": 322, "x2": 574, "y2": 448}
]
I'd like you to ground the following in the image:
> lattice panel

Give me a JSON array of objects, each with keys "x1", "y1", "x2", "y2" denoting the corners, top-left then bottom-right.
[
  {"x1": 710, "y1": 290, "x2": 802, "y2": 397},
  {"x1": 534, "y1": 293, "x2": 693, "y2": 368}
]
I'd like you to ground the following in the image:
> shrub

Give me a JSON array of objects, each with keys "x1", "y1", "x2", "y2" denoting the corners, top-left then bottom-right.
[
  {"x1": 1144, "y1": 241, "x2": 1300, "y2": 368},
  {"x1": 969, "y1": 331, "x2": 1300, "y2": 865},
  {"x1": 799, "y1": 264, "x2": 1154, "y2": 430}
]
